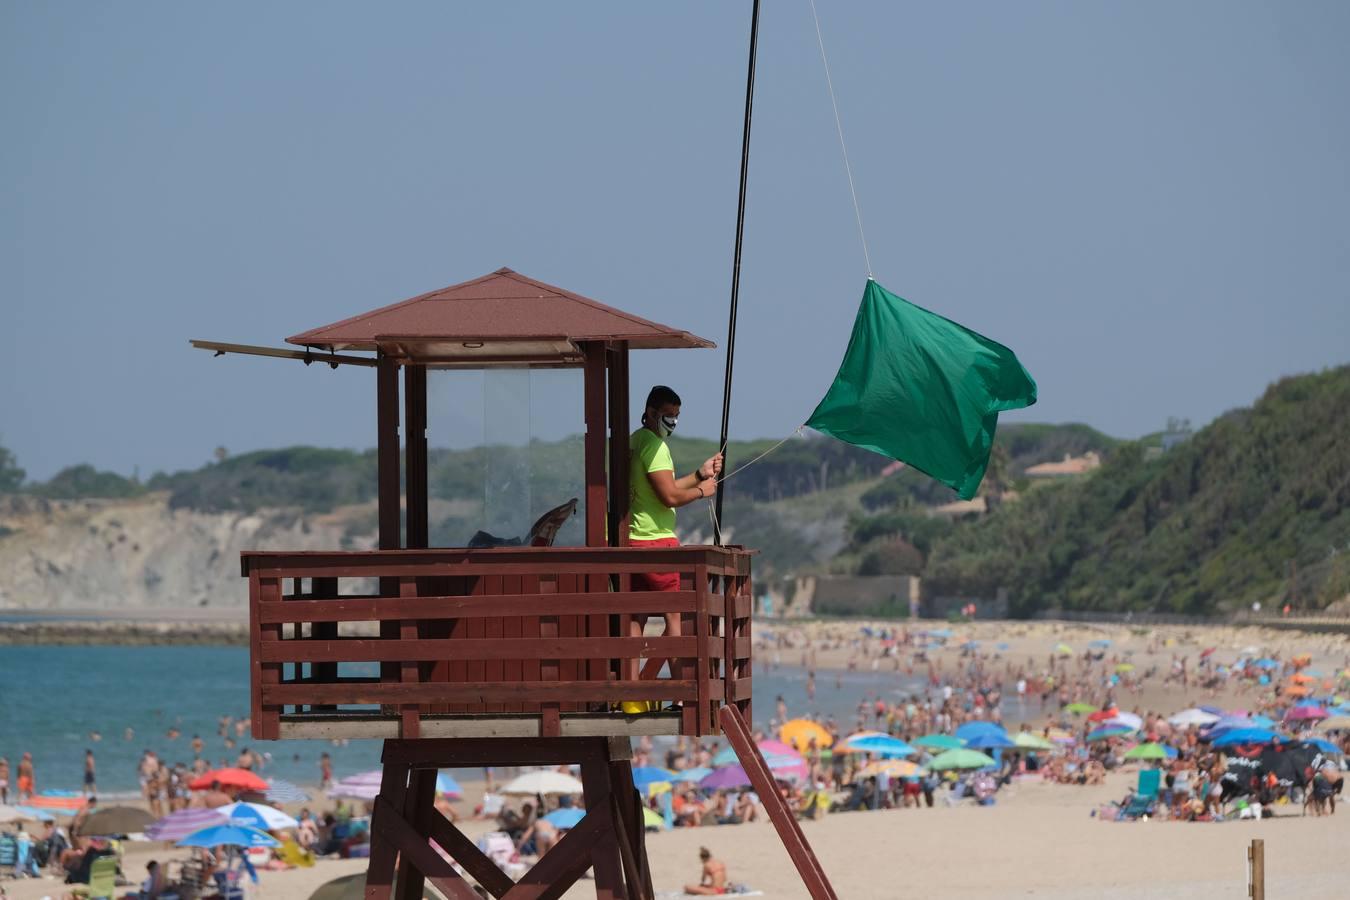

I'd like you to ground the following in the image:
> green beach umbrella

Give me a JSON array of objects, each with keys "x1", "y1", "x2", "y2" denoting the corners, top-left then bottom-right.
[
  {"x1": 927, "y1": 749, "x2": 997, "y2": 770},
  {"x1": 1012, "y1": 732, "x2": 1053, "y2": 751},
  {"x1": 1064, "y1": 703, "x2": 1097, "y2": 715},
  {"x1": 914, "y1": 734, "x2": 966, "y2": 751},
  {"x1": 1124, "y1": 742, "x2": 1168, "y2": 761},
  {"x1": 642, "y1": 806, "x2": 666, "y2": 830}
]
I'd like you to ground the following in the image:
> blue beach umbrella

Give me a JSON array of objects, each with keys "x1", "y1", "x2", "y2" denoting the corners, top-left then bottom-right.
[
  {"x1": 843, "y1": 735, "x2": 915, "y2": 757},
  {"x1": 435, "y1": 774, "x2": 463, "y2": 797},
  {"x1": 965, "y1": 732, "x2": 1015, "y2": 750},
  {"x1": 914, "y1": 734, "x2": 965, "y2": 751},
  {"x1": 1086, "y1": 727, "x2": 1132, "y2": 742},
  {"x1": 1212, "y1": 729, "x2": 1280, "y2": 748},
  {"x1": 542, "y1": 807, "x2": 586, "y2": 829},
  {"x1": 177, "y1": 824, "x2": 280, "y2": 849},
  {"x1": 672, "y1": 767, "x2": 714, "y2": 784},
  {"x1": 1305, "y1": 738, "x2": 1340, "y2": 755},
  {"x1": 630, "y1": 767, "x2": 677, "y2": 792},
  {"x1": 954, "y1": 722, "x2": 1006, "y2": 742},
  {"x1": 1088, "y1": 640, "x2": 1112, "y2": 649},
  {"x1": 1254, "y1": 659, "x2": 1280, "y2": 670}
]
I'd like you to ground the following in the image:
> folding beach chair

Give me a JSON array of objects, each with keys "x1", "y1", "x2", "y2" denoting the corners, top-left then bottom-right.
[
  {"x1": 1117, "y1": 768, "x2": 1161, "y2": 819},
  {"x1": 69, "y1": 855, "x2": 118, "y2": 900}
]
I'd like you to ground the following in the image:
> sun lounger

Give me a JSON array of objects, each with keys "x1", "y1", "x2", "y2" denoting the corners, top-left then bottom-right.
[{"x1": 68, "y1": 856, "x2": 118, "y2": 900}]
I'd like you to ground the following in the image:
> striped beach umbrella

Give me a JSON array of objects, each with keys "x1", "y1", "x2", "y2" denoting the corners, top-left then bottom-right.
[
  {"x1": 265, "y1": 779, "x2": 310, "y2": 804},
  {"x1": 145, "y1": 807, "x2": 230, "y2": 842}
]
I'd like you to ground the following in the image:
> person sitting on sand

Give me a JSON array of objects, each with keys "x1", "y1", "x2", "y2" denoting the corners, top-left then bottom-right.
[
  {"x1": 515, "y1": 816, "x2": 558, "y2": 857},
  {"x1": 684, "y1": 846, "x2": 729, "y2": 896},
  {"x1": 138, "y1": 859, "x2": 167, "y2": 899}
]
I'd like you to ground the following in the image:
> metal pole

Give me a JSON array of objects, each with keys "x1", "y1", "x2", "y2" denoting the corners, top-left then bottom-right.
[
  {"x1": 1248, "y1": 838, "x2": 1264, "y2": 900},
  {"x1": 714, "y1": 0, "x2": 761, "y2": 546}
]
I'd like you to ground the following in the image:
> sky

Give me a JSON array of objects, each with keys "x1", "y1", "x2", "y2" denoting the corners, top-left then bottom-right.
[{"x1": 3, "y1": 1, "x2": 1348, "y2": 481}]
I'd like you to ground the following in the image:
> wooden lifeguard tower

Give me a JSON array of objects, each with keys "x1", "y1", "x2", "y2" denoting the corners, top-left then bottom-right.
[{"x1": 207, "y1": 267, "x2": 834, "y2": 900}]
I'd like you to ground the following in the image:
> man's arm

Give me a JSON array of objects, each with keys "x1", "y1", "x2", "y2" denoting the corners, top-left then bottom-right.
[{"x1": 647, "y1": 469, "x2": 716, "y2": 508}]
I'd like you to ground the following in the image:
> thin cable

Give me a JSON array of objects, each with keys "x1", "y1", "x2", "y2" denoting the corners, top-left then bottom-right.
[
  {"x1": 704, "y1": 424, "x2": 805, "y2": 543},
  {"x1": 809, "y1": 0, "x2": 872, "y2": 278}
]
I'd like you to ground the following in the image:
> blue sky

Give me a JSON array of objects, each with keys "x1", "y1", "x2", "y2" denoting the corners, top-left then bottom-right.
[{"x1": 3, "y1": 1, "x2": 1347, "y2": 480}]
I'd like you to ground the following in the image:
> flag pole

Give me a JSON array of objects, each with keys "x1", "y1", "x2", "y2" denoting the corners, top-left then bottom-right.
[{"x1": 714, "y1": 0, "x2": 761, "y2": 547}]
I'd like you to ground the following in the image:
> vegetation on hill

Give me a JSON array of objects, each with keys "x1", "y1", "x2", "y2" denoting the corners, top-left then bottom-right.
[
  {"x1": 925, "y1": 367, "x2": 1350, "y2": 615},
  {"x1": 3, "y1": 368, "x2": 1343, "y2": 616}
]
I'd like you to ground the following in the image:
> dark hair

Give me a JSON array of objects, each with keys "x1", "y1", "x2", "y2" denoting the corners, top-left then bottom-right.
[
  {"x1": 642, "y1": 385, "x2": 681, "y2": 424},
  {"x1": 699, "y1": 846, "x2": 711, "y2": 860}
]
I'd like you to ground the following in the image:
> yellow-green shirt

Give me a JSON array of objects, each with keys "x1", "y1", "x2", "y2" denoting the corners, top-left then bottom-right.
[{"x1": 629, "y1": 427, "x2": 676, "y2": 540}]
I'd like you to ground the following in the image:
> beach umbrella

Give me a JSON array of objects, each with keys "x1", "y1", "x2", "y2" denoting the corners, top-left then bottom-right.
[
  {"x1": 837, "y1": 731, "x2": 889, "y2": 751},
  {"x1": 1290, "y1": 673, "x2": 1317, "y2": 684},
  {"x1": 1088, "y1": 639, "x2": 1112, "y2": 649},
  {"x1": 1305, "y1": 738, "x2": 1340, "y2": 755},
  {"x1": 1254, "y1": 659, "x2": 1280, "y2": 670},
  {"x1": 264, "y1": 779, "x2": 310, "y2": 804},
  {"x1": 216, "y1": 801, "x2": 299, "y2": 831},
  {"x1": 1317, "y1": 716, "x2": 1350, "y2": 731},
  {"x1": 929, "y1": 628, "x2": 953, "y2": 639},
  {"x1": 780, "y1": 719, "x2": 834, "y2": 751},
  {"x1": 1012, "y1": 732, "x2": 1053, "y2": 751},
  {"x1": 964, "y1": 732, "x2": 1014, "y2": 750},
  {"x1": 433, "y1": 773, "x2": 463, "y2": 798},
  {"x1": 1213, "y1": 728, "x2": 1280, "y2": 748},
  {"x1": 700, "y1": 766, "x2": 754, "y2": 790},
  {"x1": 927, "y1": 749, "x2": 997, "y2": 770},
  {"x1": 1106, "y1": 712, "x2": 1143, "y2": 731},
  {"x1": 309, "y1": 873, "x2": 434, "y2": 900},
  {"x1": 145, "y1": 808, "x2": 230, "y2": 842},
  {"x1": 1285, "y1": 705, "x2": 1329, "y2": 722},
  {"x1": 631, "y1": 767, "x2": 677, "y2": 793},
  {"x1": 1114, "y1": 663, "x2": 1135, "y2": 673},
  {"x1": 1046, "y1": 728, "x2": 1076, "y2": 744},
  {"x1": 77, "y1": 806, "x2": 155, "y2": 837},
  {"x1": 1168, "y1": 709, "x2": 1220, "y2": 728},
  {"x1": 840, "y1": 735, "x2": 915, "y2": 757},
  {"x1": 757, "y1": 739, "x2": 806, "y2": 759},
  {"x1": 1086, "y1": 708, "x2": 1120, "y2": 723},
  {"x1": 670, "y1": 767, "x2": 713, "y2": 784},
  {"x1": 177, "y1": 823, "x2": 280, "y2": 849},
  {"x1": 954, "y1": 721, "x2": 1006, "y2": 741},
  {"x1": 642, "y1": 806, "x2": 666, "y2": 830},
  {"x1": 501, "y1": 771, "x2": 584, "y2": 796},
  {"x1": 913, "y1": 734, "x2": 965, "y2": 751},
  {"x1": 542, "y1": 807, "x2": 586, "y2": 829},
  {"x1": 188, "y1": 768, "x2": 269, "y2": 793},
  {"x1": 1086, "y1": 727, "x2": 1132, "y2": 742},
  {"x1": 1283, "y1": 684, "x2": 1313, "y2": 698},
  {"x1": 1200, "y1": 647, "x2": 1217, "y2": 658},
  {"x1": 1063, "y1": 703, "x2": 1097, "y2": 716},
  {"x1": 0, "y1": 804, "x2": 53, "y2": 823},
  {"x1": 861, "y1": 759, "x2": 923, "y2": 778},
  {"x1": 326, "y1": 780, "x2": 380, "y2": 802},
  {"x1": 1123, "y1": 743, "x2": 1168, "y2": 761},
  {"x1": 996, "y1": 643, "x2": 1010, "y2": 651},
  {"x1": 1055, "y1": 643, "x2": 1073, "y2": 656}
]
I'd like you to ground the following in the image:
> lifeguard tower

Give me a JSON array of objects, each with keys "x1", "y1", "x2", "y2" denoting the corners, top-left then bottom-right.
[{"x1": 204, "y1": 268, "x2": 833, "y2": 900}]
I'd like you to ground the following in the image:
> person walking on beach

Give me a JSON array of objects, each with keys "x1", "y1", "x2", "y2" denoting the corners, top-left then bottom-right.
[
  {"x1": 319, "y1": 752, "x2": 333, "y2": 790},
  {"x1": 683, "y1": 846, "x2": 728, "y2": 896},
  {"x1": 83, "y1": 749, "x2": 97, "y2": 796},
  {"x1": 17, "y1": 751, "x2": 35, "y2": 802},
  {"x1": 0, "y1": 756, "x2": 9, "y2": 803},
  {"x1": 626, "y1": 386, "x2": 721, "y2": 684}
]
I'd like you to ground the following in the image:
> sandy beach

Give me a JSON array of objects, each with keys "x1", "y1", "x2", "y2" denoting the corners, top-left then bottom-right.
[
  {"x1": 5, "y1": 768, "x2": 1348, "y2": 899},
  {"x1": 6, "y1": 617, "x2": 1348, "y2": 899}
]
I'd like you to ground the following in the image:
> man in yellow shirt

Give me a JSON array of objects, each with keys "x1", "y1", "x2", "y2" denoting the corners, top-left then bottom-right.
[{"x1": 629, "y1": 385, "x2": 721, "y2": 642}]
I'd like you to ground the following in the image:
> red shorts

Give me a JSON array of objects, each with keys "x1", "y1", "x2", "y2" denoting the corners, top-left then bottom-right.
[{"x1": 631, "y1": 537, "x2": 681, "y2": 592}]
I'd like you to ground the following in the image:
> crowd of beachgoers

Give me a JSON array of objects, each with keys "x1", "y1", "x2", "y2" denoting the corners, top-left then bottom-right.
[{"x1": 4, "y1": 619, "x2": 1349, "y2": 897}]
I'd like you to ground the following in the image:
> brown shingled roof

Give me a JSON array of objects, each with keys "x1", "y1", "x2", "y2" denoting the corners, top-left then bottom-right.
[{"x1": 287, "y1": 267, "x2": 714, "y2": 366}]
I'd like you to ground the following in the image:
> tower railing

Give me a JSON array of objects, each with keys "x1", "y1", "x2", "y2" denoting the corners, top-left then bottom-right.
[{"x1": 243, "y1": 546, "x2": 753, "y2": 741}]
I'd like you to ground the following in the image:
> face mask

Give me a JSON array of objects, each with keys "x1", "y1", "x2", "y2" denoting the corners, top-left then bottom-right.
[{"x1": 658, "y1": 415, "x2": 678, "y2": 438}]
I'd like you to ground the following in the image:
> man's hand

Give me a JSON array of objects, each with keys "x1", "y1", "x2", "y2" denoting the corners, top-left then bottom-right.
[
  {"x1": 696, "y1": 477, "x2": 717, "y2": 499},
  {"x1": 698, "y1": 453, "x2": 724, "y2": 481}
]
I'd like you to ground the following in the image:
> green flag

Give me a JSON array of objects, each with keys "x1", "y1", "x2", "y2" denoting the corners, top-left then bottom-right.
[{"x1": 807, "y1": 280, "x2": 1037, "y2": 500}]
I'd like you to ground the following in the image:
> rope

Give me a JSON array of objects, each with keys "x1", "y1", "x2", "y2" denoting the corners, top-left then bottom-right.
[
  {"x1": 704, "y1": 425, "x2": 805, "y2": 541},
  {"x1": 808, "y1": 0, "x2": 872, "y2": 279}
]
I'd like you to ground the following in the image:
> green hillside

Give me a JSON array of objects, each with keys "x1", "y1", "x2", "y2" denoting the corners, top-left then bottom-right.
[{"x1": 924, "y1": 367, "x2": 1350, "y2": 615}]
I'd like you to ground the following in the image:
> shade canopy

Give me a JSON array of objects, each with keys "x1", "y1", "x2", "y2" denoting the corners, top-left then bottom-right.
[{"x1": 287, "y1": 267, "x2": 714, "y2": 367}]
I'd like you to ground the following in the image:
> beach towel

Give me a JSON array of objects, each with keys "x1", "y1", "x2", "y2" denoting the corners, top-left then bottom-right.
[{"x1": 656, "y1": 891, "x2": 763, "y2": 899}]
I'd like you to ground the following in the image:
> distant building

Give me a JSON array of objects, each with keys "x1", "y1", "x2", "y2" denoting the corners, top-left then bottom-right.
[
  {"x1": 1024, "y1": 451, "x2": 1102, "y2": 479},
  {"x1": 929, "y1": 496, "x2": 987, "y2": 519}
]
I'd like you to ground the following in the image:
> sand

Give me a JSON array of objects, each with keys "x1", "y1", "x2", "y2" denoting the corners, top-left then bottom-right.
[
  {"x1": 7, "y1": 618, "x2": 1348, "y2": 899},
  {"x1": 8, "y1": 775, "x2": 1348, "y2": 900}
]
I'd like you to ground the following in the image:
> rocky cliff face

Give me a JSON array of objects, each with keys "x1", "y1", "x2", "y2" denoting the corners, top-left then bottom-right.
[{"x1": 0, "y1": 494, "x2": 375, "y2": 611}]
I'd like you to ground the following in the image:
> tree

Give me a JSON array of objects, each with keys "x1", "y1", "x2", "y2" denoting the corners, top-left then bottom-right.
[{"x1": 0, "y1": 443, "x2": 24, "y2": 493}]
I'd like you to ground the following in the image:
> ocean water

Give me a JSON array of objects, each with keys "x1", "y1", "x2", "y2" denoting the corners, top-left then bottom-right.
[{"x1": 0, "y1": 645, "x2": 923, "y2": 793}]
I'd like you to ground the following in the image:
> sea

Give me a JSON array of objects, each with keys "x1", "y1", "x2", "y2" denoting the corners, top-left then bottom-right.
[{"x1": 0, "y1": 645, "x2": 927, "y2": 793}]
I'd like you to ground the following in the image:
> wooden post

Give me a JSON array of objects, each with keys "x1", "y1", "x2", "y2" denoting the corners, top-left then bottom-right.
[
  {"x1": 1248, "y1": 838, "x2": 1264, "y2": 900},
  {"x1": 403, "y1": 364, "x2": 428, "y2": 550},
  {"x1": 606, "y1": 344, "x2": 630, "y2": 549},
  {"x1": 377, "y1": 354, "x2": 402, "y2": 689},
  {"x1": 582, "y1": 342, "x2": 608, "y2": 548}
]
